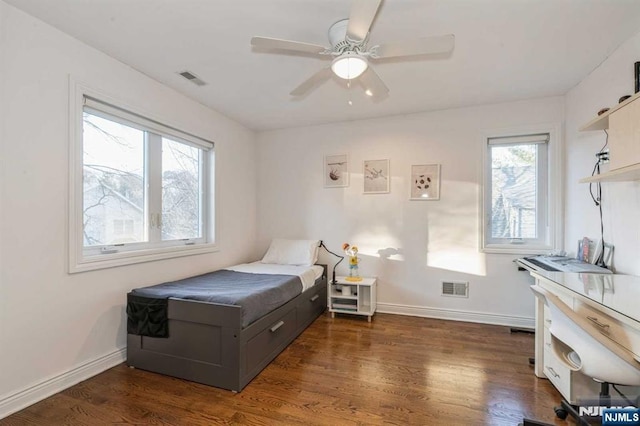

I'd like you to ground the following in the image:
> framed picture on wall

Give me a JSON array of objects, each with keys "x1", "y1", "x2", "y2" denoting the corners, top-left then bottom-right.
[
  {"x1": 363, "y1": 159, "x2": 390, "y2": 194},
  {"x1": 324, "y1": 154, "x2": 349, "y2": 187},
  {"x1": 410, "y1": 164, "x2": 440, "y2": 200}
]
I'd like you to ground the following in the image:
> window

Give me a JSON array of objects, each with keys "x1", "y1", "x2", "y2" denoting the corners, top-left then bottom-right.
[
  {"x1": 69, "y1": 88, "x2": 216, "y2": 272},
  {"x1": 482, "y1": 132, "x2": 557, "y2": 253}
]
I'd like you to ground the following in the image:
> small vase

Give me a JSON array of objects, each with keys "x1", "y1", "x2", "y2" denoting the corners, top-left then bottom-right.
[{"x1": 346, "y1": 263, "x2": 362, "y2": 282}]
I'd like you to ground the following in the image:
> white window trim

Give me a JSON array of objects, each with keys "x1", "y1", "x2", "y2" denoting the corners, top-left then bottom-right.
[
  {"x1": 485, "y1": 134, "x2": 549, "y2": 247},
  {"x1": 68, "y1": 77, "x2": 218, "y2": 273},
  {"x1": 479, "y1": 123, "x2": 563, "y2": 255}
]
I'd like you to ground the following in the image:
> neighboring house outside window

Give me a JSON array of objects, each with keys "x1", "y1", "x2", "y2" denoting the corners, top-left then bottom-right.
[
  {"x1": 113, "y1": 219, "x2": 136, "y2": 238},
  {"x1": 69, "y1": 83, "x2": 216, "y2": 272},
  {"x1": 482, "y1": 130, "x2": 561, "y2": 254}
]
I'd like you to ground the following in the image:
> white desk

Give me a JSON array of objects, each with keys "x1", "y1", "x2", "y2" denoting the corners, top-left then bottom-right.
[{"x1": 530, "y1": 271, "x2": 640, "y2": 403}]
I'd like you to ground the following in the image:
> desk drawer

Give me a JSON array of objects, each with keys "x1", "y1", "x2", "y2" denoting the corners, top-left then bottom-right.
[
  {"x1": 543, "y1": 327, "x2": 552, "y2": 351},
  {"x1": 574, "y1": 301, "x2": 640, "y2": 359},
  {"x1": 543, "y1": 291, "x2": 572, "y2": 329},
  {"x1": 544, "y1": 347, "x2": 571, "y2": 399},
  {"x1": 538, "y1": 278, "x2": 575, "y2": 307},
  {"x1": 543, "y1": 347, "x2": 599, "y2": 404},
  {"x1": 543, "y1": 305, "x2": 552, "y2": 329}
]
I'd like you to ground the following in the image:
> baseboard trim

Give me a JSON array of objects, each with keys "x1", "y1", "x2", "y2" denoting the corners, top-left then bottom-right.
[
  {"x1": 0, "y1": 347, "x2": 126, "y2": 419},
  {"x1": 377, "y1": 302, "x2": 535, "y2": 329}
]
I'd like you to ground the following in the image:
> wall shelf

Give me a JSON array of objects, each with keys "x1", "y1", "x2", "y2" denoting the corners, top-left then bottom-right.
[
  {"x1": 579, "y1": 91, "x2": 640, "y2": 132},
  {"x1": 579, "y1": 163, "x2": 640, "y2": 183},
  {"x1": 579, "y1": 91, "x2": 640, "y2": 182}
]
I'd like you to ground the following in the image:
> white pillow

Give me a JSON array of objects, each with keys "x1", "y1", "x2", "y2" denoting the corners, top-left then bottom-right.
[{"x1": 261, "y1": 239, "x2": 320, "y2": 266}]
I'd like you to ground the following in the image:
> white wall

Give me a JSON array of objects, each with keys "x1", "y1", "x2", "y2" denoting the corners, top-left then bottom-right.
[
  {"x1": 256, "y1": 96, "x2": 564, "y2": 325},
  {"x1": 565, "y1": 31, "x2": 640, "y2": 275},
  {"x1": 0, "y1": 2, "x2": 257, "y2": 416}
]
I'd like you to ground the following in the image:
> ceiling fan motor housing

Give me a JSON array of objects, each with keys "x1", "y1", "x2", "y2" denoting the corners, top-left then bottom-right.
[{"x1": 328, "y1": 19, "x2": 367, "y2": 53}]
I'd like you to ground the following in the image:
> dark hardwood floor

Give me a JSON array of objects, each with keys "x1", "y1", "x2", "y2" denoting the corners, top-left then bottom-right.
[{"x1": 1, "y1": 313, "x2": 568, "y2": 425}]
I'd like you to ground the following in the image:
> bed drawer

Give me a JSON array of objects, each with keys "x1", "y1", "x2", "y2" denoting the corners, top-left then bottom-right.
[
  {"x1": 246, "y1": 308, "x2": 297, "y2": 370},
  {"x1": 297, "y1": 284, "x2": 327, "y2": 329}
]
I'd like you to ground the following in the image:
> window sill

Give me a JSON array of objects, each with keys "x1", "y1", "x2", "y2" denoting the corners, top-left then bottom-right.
[
  {"x1": 481, "y1": 245, "x2": 554, "y2": 255},
  {"x1": 69, "y1": 243, "x2": 219, "y2": 274}
]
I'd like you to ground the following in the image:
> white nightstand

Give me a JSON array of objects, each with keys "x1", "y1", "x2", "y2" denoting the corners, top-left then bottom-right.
[{"x1": 328, "y1": 276, "x2": 377, "y2": 322}]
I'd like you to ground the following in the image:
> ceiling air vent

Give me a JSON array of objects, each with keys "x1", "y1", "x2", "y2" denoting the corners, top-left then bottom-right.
[
  {"x1": 441, "y1": 281, "x2": 469, "y2": 298},
  {"x1": 178, "y1": 70, "x2": 207, "y2": 86}
]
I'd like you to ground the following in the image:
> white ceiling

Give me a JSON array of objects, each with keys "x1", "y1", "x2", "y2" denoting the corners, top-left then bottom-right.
[{"x1": 7, "y1": 0, "x2": 640, "y2": 131}]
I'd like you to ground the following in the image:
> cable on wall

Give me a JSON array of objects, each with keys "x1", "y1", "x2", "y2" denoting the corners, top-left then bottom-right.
[{"x1": 588, "y1": 130, "x2": 608, "y2": 267}]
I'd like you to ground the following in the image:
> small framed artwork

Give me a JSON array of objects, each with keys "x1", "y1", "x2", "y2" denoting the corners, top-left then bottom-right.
[
  {"x1": 363, "y1": 159, "x2": 390, "y2": 194},
  {"x1": 410, "y1": 164, "x2": 440, "y2": 200},
  {"x1": 324, "y1": 154, "x2": 349, "y2": 188}
]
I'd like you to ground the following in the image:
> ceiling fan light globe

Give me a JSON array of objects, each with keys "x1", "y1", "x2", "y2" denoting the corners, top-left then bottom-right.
[{"x1": 331, "y1": 54, "x2": 368, "y2": 80}]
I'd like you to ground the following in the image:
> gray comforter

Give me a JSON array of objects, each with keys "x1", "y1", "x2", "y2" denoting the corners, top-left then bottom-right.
[{"x1": 130, "y1": 269, "x2": 303, "y2": 328}]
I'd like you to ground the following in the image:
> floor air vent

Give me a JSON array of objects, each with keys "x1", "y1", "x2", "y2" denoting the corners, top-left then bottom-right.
[{"x1": 441, "y1": 281, "x2": 469, "y2": 298}]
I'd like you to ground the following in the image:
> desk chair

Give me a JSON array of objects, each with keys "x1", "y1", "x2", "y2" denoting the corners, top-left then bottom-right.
[{"x1": 522, "y1": 285, "x2": 640, "y2": 426}]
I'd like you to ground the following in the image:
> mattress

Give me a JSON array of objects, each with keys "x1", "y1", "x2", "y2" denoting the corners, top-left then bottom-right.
[{"x1": 127, "y1": 263, "x2": 323, "y2": 334}]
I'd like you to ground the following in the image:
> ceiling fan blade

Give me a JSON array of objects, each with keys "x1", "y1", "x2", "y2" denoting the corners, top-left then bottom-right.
[
  {"x1": 251, "y1": 36, "x2": 328, "y2": 55},
  {"x1": 372, "y1": 34, "x2": 455, "y2": 59},
  {"x1": 359, "y1": 66, "x2": 389, "y2": 100},
  {"x1": 290, "y1": 67, "x2": 333, "y2": 96},
  {"x1": 346, "y1": 0, "x2": 382, "y2": 42}
]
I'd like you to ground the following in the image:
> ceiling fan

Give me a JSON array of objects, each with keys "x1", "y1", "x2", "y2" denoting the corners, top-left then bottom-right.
[{"x1": 250, "y1": 0, "x2": 454, "y2": 100}]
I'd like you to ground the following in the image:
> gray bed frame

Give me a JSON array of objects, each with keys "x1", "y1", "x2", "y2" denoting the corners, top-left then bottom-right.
[{"x1": 127, "y1": 265, "x2": 327, "y2": 392}]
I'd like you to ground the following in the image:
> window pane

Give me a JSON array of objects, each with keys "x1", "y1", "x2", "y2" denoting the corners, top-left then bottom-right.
[
  {"x1": 490, "y1": 144, "x2": 537, "y2": 239},
  {"x1": 161, "y1": 138, "x2": 201, "y2": 240},
  {"x1": 83, "y1": 112, "x2": 145, "y2": 246}
]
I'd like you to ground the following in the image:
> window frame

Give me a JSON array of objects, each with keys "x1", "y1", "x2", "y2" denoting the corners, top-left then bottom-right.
[
  {"x1": 68, "y1": 78, "x2": 217, "y2": 273},
  {"x1": 480, "y1": 125, "x2": 562, "y2": 254}
]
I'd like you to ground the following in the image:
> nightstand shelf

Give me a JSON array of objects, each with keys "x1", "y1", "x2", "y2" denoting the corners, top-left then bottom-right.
[{"x1": 328, "y1": 276, "x2": 377, "y2": 322}]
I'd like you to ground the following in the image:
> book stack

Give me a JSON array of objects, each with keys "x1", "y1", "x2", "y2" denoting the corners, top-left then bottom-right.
[{"x1": 332, "y1": 298, "x2": 357, "y2": 311}]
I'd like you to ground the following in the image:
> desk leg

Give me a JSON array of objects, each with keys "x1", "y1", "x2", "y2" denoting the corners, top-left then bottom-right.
[{"x1": 534, "y1": 280, "x2": 545, "y2": 378}]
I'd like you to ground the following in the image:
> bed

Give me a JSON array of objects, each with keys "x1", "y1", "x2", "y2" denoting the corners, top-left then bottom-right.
[{"x1": 126, "y1": 240, "x2": 327, "y2": 392}]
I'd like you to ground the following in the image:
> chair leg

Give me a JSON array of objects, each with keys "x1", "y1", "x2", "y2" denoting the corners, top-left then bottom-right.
[
  {"x1": 559, "y1": 399, "x2": 591, "y2": 426},
  {"x1": 599, "y1": 382, "x2": 611, "y2": 407}
]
